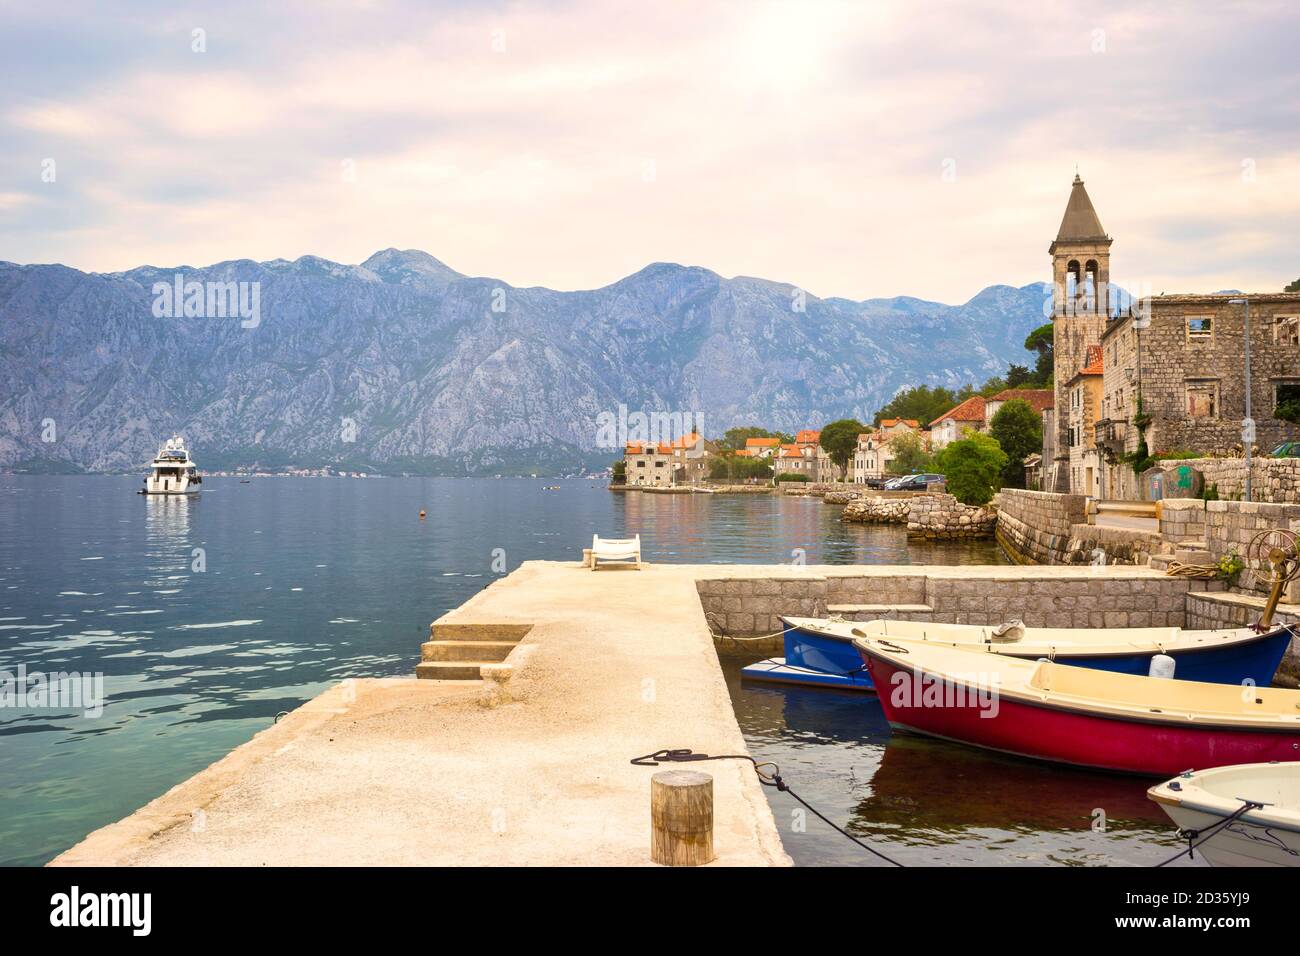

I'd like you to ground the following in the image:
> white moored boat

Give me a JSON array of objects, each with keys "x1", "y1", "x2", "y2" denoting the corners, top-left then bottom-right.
[
  {"x1": 1148, "y1": 763, "x2": 1300, "y2": 867},
  {"x1": 141, "y1": 436, "x2": 202, "y2": 495}
]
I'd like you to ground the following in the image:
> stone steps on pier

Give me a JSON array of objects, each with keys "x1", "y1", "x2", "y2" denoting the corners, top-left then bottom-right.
[{"x1": 417, "y1": 621, "x2": 530, "y2": 680}]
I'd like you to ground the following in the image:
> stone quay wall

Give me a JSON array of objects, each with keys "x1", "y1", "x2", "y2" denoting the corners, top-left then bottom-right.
[
  {"x1": 839, "y1": 493, "x2": 994, "y2": 538},
  {"x1": 696, "y1": 568, "x2": 1220, "y2": 641},
  {"x1": 1151, "y1": 457, "x2": 1300, "y2": 503},
  {"x1": 906, "y1": 494, "x2": 997, "y2": 538},
  {"x1": 994, "y1": 489, "x2": 1089, "y2": 563},
  {"x1": 1060, "y1": 525, "x2": 1167, "y2": 566}
]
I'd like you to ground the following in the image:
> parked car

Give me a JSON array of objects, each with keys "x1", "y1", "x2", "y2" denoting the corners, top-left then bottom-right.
[
  {"x1": 1270, "y1": 440, "x2": 1300, "y2": 458},
  {"x1": 892, "y1": 473, "x2": 945, "y2": 491}
]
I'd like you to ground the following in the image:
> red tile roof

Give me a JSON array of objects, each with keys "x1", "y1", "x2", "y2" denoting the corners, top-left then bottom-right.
[
  {"x1": 880, "y1": 418, "x2": 920, "y2": 428},
  {"x1": 989, "y1": 388, "x2": 1054, "y2": 413},
  {"x1": 1078, "y1": 346, "x2": 1104, "y2": 377},
  {"x1": 744, "y1": 437, "x2": 780, "y2": 448},
  {"x1": 795, "y1": 429, "x2": 821, "y2": 444},
  {"x1": 931, "y1": 395, "x2": 986, "y2": 426}
]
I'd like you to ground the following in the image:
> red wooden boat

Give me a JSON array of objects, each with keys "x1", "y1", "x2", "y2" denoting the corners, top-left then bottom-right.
[{"x1": 855, "y1": 637, "x2": 1300, "y2": 777}]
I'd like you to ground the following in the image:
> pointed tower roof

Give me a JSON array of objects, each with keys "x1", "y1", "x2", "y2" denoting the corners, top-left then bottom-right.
[{"x1": 1054, "y1": 175, "x2": 1109, "y2": 242}]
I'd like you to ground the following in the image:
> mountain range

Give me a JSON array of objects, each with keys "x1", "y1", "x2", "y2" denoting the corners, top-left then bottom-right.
[{"x1": 0, "y1": 250, "x2": 1051, "y2": 474}]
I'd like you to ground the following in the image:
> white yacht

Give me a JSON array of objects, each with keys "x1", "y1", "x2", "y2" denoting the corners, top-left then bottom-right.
[{"x1": 141, "y1": 436, "x2": 202, "y2": 495}]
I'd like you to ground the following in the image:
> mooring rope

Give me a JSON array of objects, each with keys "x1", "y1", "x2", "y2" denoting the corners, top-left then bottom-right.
[
  {"x1": 630, "y1": 748, "x2": 904, "y2": 867},
  {"x1": 1163, "y1": 561, "x2": 1220, "y2": 579},
  {"x1": 1153, "y1": 798, "x2": 1265, "y2": 866}
]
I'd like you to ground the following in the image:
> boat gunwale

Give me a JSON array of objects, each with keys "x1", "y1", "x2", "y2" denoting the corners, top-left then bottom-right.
[{"x1": 782, "y1": 615, "x2": 1295, "y2": 661}]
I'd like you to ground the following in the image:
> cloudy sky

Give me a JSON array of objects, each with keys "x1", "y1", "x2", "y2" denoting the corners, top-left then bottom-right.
[{"x1": 2, "y1": 0, "x2": 1297, "y2": 302}]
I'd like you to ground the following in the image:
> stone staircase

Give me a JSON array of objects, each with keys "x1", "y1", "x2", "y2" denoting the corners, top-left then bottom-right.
[{"x1": 416, "y1": 622, "x2": 531, "y2": 681}]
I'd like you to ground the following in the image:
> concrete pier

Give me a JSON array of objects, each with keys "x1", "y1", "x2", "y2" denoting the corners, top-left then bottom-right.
[
  {"x1": 52, "y1": 561, "x2": 791, "y2": 866},
  {"x1": 50, "y1": 558, "x2": 1299, "y2": 866}
]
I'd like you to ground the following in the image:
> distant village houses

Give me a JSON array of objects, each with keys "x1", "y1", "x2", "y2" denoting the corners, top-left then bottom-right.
[
  {"x1": 852, "y1": 419, "x2": 926, "y2": 482},
  {"x1": 928, "y1": 389, "x2": 1052, "y2": 451},
  {"x1": 622, "y1": 432, "x2": 717, "y2": 486}
]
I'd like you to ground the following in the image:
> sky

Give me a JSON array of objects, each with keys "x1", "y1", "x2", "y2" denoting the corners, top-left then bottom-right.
[{"x1": 2, "y1": 0, "x2": 1298, "y2": 303}]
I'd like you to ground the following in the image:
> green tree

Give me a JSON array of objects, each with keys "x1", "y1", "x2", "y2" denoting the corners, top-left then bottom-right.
[
  {"x1": 819, "y1": 418, "x2": 868, "y2": 480},
  {"x1": 1286, "y1": 277, "x2": 1300, "y2": 293},
  {"x1": 988, "y1": 398, "x2": 1043, "y2": 489},
  {"x1": 709, "y1": 454, "x2": 772, "y2": 480},
  {"x1": 936, "y1": 431, "x2": 1008, "y2": 505},
  {"x1": 611, "y1": 460, "x2": 626, "y2": 484},
  {"x1": 1004, "y1": 364, "x2": 1033, "y2": 388},
  {"x1": 1024, "y1": 322, "x2": 1055, "y2": 387},
  {"x1": 873, "y1": 385, "x2": 959, "y2": 427},
  {"x1": 885, "y1": 431, "x2": 934, "y2": 475}
]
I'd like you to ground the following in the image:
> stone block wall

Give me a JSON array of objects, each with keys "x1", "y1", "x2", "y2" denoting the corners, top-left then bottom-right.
[
  {"x1": 696, "y1": 569, "x2": 1215, "y2": 635},
  {"x1": 1151, "y1": 457, "x2": 1300, "y2": 503},
  {"x1": 1203, "y1": 500, "x2": 1300, "y2": 597},
  {"x1": 1158, "y1": 497, "x2": 1207, "y2": 543},
  {"x1": 1061, "y1": 524, "x2": 1166, "y2": 566},
  {"x1": 994, "y1": 489, "x2": 1089, "y2": 563},
  {"x1": 906, "y1": 494, "x2": 997, "y2": 538}
]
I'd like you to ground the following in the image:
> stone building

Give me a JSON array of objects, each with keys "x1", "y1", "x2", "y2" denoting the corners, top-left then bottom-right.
[
  {"x1": 1050, "y1": 174, "x2": 1300, "y2": 498},
  {"x1": 929, "y1": 395, "x2": 985, "y2": 449},
  {"x1": 1097, "y1": 294, "x2": 1300, "y2": 498},
  {"x1": 623, "y1": 432, "x2": 715, "y2": 486},
  {"x1": 623, "y1": 442, "x2": 674, "y2": 486},
  {"x1": 1063, "y1": 345, "x2": 1104, "y2": 497},
  {"x1": 853, "y1": 420, "x2": 928, "y2": 482}
]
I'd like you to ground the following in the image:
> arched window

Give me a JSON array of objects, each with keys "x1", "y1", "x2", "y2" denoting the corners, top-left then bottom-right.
[{"x1": 1084, "y1": 259, "x2": 1099, "y2": 310}]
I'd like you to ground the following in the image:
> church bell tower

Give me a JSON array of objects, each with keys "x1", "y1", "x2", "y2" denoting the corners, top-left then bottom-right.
[{"x1": 1049, "y1": 174, "x2": 1112, "y2": 491}]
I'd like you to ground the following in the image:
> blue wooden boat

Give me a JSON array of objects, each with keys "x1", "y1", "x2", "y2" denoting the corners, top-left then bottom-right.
[{"x1": 739, "y1": 616, "x2": 1296, "y2": 692}]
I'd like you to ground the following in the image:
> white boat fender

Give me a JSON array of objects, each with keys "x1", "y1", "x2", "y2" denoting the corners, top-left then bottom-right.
[{"x1": 1148, "y1": 653, "x2": 1176, "y2": 679}]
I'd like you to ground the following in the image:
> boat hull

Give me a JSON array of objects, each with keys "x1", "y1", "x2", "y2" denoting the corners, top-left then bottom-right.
[
  {"x1": 862, "y1": 652, "x2": 1300, "y2": 777},
  {"x1": 1156, "y1": 803, "x2": 1300, "y2": 866},
  {"x1": 767, "y1": 619, "x2": 1292, "y2": 691},
  {"x1": 739, "y1": 657, "x2": 875, "y2": 691}
]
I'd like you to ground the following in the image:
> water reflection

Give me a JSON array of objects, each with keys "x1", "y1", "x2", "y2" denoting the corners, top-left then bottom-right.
[{"x1": 721, "y1": 655, "x2": 1187, "y2": 866}]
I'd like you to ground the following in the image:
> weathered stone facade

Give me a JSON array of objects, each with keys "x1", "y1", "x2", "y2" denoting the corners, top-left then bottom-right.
[
  {"x1": 1049, "y1": 176, "x2": 1112, "y2": 491},
  {"x1": 1098, "y1": 295, "x2": 1300, "y2": 499}
]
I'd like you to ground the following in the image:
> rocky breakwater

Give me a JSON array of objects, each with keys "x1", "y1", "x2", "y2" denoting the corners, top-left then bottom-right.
[{"x1": 841, "y1": 493, "x2": 995, "y2": 539}]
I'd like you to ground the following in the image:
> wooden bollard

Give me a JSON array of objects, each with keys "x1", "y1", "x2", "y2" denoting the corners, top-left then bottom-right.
[{"x1": 650, "y1": 770, "x2": 715, "y2": 866}]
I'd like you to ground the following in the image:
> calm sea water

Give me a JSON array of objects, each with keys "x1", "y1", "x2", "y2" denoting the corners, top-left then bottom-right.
[
  {"x1": 0, "y1": 475, "x2": 1181, "y2": 867},
  {"x1": 720, "y1": 658, "x2": 1190, "y2": 866}
]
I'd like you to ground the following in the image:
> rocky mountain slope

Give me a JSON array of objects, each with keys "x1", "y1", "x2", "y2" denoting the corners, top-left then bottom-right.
[{"x1": 0, "y1": 250, "x2": 1050, "y2": 474}]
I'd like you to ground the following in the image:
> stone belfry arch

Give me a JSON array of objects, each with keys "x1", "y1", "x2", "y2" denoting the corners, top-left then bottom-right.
[{"x1": 1049, "y1": 174, "x2": 1112, "y2": 492}]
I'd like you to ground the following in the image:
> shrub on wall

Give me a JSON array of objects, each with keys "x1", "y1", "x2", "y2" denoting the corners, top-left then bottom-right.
[{"x1": 935, "y1": 431, "x2": 1008, "y2": 506}]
